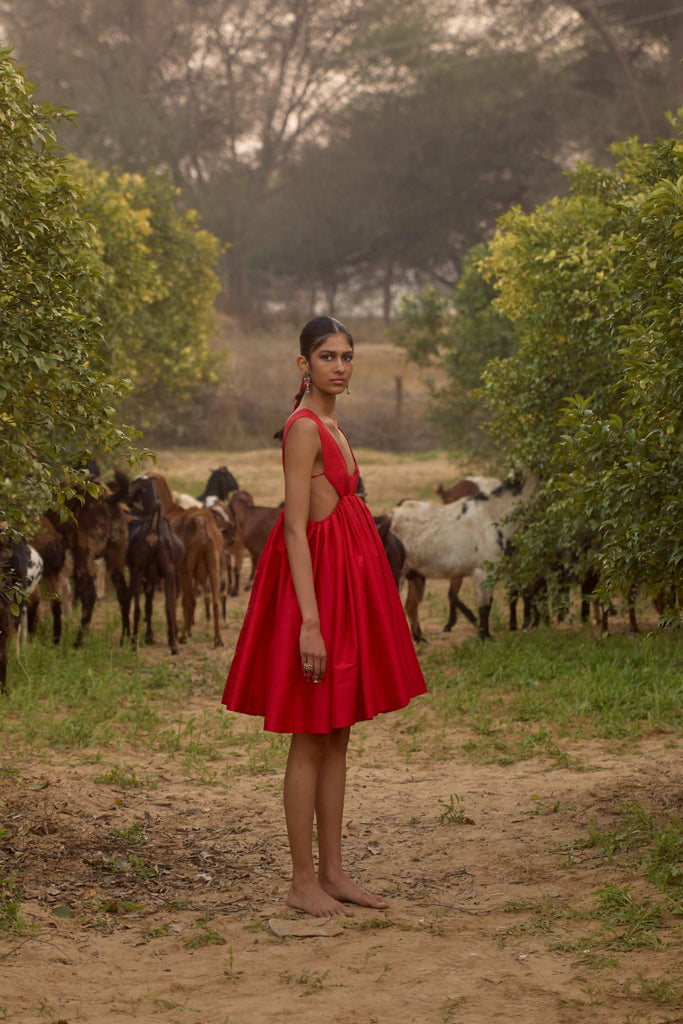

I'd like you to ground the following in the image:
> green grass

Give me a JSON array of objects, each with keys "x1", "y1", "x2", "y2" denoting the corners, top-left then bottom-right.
[
  {"x1": 4, "y1": 610, "x2": 679, "y2": 769},
  {"x1": 419, "y1": 626, "x2": 682, "y2": 742},
  {"x1": 584, "y1": 801, "x2": 683, "y2": 910},
  {"x1": 0, "y1": 605, "x2": 214, "y2": 753},
  {"x1": 0, "y1": 874, "x2": 27, "y2": 934}
]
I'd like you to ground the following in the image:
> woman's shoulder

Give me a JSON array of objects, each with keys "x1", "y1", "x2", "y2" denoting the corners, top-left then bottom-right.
[{"x1": 283, "y1": 409, "x2": 322, "y2": 448}]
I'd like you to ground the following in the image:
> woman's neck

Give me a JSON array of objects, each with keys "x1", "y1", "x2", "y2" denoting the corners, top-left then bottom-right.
[{"x1": 300, "y1": 392, "x2": 337, "y2": 422}]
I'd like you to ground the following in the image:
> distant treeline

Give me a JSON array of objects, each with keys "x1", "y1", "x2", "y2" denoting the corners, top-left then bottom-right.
[{"x1": 2, "y1": 0, "x2": 681, "y2": 316}]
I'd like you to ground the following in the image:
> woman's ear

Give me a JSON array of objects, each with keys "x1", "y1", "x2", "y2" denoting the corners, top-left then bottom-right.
[{"x1": 297, "y1": 354, "x2": 309, "y2": 375}]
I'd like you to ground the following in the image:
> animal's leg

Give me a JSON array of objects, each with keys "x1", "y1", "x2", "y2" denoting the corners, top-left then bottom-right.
[
  {"x1": 50, "y1": 595, "x2": 62, "y2": 644},
  {"x1": 445, "y1": 576, "x2": 477, "y2": 631},
  {"x1": 509, "y1": 592, "x2": 518, "y2": 631},
  {"x1": 207, "y1": 550, "x2": 224, "y2": 648},
  {"x1": 73, "y1": 562, "x2": 96, "y2": 648},
  {"x1": 108, "y1": 566, "x2": 130, "y2": 643},
  {"x1": 627, "y1": 584, "x2": 639, "y2": 634},
  {"x1": 128, "y1": 575, "x2": 141, "y2": 649},
  {"x1": 164, "y1": 569, "x2": 179, "y2": 655},
  {"x1": 144, "y1": 586, "x2": 155, "y2": 645},
  {"x1": 0, "y1": 603, "x2": 10, "y2": 695},
  {"x1": 229, "y1": 547, "x2": 244, "y2": 596},
  {"x1": 26, "y1": 592, "x2": 40, "y2": 636},
  {"x1": 404, "y1": 571, "x2": 426, "y2": 643},
  {"x1": 474, "y1": 569, "x2": 494, "y2": 640}
]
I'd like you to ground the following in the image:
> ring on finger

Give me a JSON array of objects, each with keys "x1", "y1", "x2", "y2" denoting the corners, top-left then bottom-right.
[
  {"x1": 302, "y1": 662, "x2": 313, "y2": 673},
  {"x1": 312, "y1": 675, "x2": 322, "y2": 684}
]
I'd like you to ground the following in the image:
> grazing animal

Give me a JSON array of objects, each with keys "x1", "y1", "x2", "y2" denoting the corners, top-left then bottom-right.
[
  {"x1": 208, "y1": 501, "x2": 243, "y2": 609},
  {"x1": 228, "y1": 490, "x2": 281, "y2": 585},
  {"x1": 129, "y1": 473, "x2": 224, "y2": 647},
  {"x1": 29, "y1": 516, "x2": 73, "y2": 643},
  {"x1": 126, "y1": 477, "x2": 184, "y2": 655},
  {"x1": 373, "y1": 515, "x2": 405, "y2": 588},
  {"x1": 1, "y1": 538, "x2": 36, "y2": 694},
  {"x1": 45, "y1": 472, "x2": 131, "y2": 647},
  {"x1": 198, "y1": 466, "x2": 240, "y2": 507},
  {"x1": 403, "y1": 476, "x2": 503, "y2": 635},
  {"x1": 389, "y1": 473, "x2": 537, "y2": 641}
]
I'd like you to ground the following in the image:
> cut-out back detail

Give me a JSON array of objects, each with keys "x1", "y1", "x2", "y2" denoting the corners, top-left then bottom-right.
[{"x1": 282, "y1": 409, "x2": 360, "y2": 501}]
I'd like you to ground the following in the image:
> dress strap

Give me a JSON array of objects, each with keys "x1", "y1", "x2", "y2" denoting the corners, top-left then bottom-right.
[{"x1": 281, "y1": 408, "x2": 323, "y2": 465}]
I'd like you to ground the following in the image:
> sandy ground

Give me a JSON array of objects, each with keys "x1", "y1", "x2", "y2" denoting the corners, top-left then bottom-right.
[
  {"x1": 1, "y1": 584, "x2": 681, "y2": 1024},
  {"x1": 2, "y1": 453, "x2": 680, "y2": 1023}
]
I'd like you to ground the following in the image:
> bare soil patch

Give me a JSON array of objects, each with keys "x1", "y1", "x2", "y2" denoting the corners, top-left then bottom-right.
[
  {"x1": 2, "y1": 592, "x2": 681, "y2": 1024},
  {"x1": 2, "y1": 449, "x2": 680, "y2": 1023}
]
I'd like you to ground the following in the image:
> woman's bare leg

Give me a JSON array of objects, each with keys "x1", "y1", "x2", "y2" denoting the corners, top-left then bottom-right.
[
  {"x1": 284, "y1": 733, "x2": 350, "y2": 917},
  {"x1": 316, "y1": 727, "x2": 389, "y2": 909}
]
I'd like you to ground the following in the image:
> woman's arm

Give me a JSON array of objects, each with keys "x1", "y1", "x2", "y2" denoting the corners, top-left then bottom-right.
[{"x1": 283, "y1": 418, "x2": 326, "y2": 680}]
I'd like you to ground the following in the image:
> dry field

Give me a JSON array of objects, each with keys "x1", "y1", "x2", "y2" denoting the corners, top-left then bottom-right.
[
  {"x1": 1, "y1": 451, "x2": 681, "y2": 1024},
  {"x1": 193, "y1": 313, "x2": 445, "y2": 452}
]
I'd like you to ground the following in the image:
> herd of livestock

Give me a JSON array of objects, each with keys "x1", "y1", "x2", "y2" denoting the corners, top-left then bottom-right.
[{"x1": 0, "y1": 464, "x2": 636, "y2": 695}]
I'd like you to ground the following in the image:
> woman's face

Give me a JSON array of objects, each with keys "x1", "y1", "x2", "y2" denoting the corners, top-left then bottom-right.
[{"x1": 304, "y1": 333, "x2": 354, "y2": 396}]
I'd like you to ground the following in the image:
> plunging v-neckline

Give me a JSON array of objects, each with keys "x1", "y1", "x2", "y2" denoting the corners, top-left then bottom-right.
[{"x1": 310, "y1": 410, "x2": 357, "y2": 476}]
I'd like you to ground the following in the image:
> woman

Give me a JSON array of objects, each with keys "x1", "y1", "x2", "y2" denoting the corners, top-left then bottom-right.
[{"x1": 222, "y1": 315, "x2": 426, "y2": 917}]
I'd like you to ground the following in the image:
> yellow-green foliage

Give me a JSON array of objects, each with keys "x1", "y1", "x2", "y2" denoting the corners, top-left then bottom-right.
[
  {"x1": 477, "y1": 125, "x2": 683, "y2": 602},
  {"x1": 0, "y1": 48, "x2": 136, "y2": 543},
  {"x1": 69, "y1": 159, "x2": 221, "y2": 435}
]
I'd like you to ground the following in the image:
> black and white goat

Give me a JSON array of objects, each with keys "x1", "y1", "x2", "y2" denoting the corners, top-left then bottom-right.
[
  {"x1": 389, "y1": 473, "x2": 537, "y2": 641},
  {"x1": 1, "y1": 538, "x2": 43, "y2": 694}
]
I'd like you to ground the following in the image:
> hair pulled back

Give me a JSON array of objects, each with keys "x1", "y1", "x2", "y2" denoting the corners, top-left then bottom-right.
[
  {"x1": 273, "y1": 315, "x2": 354, "y2": 439},
  {"x1": 299, "y1": 315, "x2": 353, "y2": 360}
]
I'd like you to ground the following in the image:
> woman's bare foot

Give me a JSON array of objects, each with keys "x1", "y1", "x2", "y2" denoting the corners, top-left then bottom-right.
[
  {"x1": 319, "y1": 870, "x2": 389, "y2": 909},
  {"x1": 286, "y1": 879, "x2": 354, "y2": 918}
]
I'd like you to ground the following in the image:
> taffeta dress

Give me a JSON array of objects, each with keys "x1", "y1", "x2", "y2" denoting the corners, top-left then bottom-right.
[{"x1": 221, "y1": 408, "x2": 427, "y2": 733}]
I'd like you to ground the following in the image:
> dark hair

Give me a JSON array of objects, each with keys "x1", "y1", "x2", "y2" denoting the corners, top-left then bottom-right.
[
  {"x1": 273, "y1": 315, "x2": 354, "y2": 439},
  {"x1": 299, "y1": 315, "x2": 353, "y2": 359}
]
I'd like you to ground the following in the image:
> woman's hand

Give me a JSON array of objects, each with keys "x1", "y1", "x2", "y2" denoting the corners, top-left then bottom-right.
[{"x1": 300, "y1": 621, "x2": 326, "y2": 683}]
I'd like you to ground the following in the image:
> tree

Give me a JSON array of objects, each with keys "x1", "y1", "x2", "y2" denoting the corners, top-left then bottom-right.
[
  {"x1": 477, "y1": 126, "x2": 683, "y2": 606},
  {"x1": 257, "y1": 44, "x2": 573, "y2": 314},
  {"x1": 391, "y1": 246, "x2": 516, "y2": 451},
  {"x1": 2, "y1": 0, "x2": 443, "y2": 311},
  {"x1": 481, "y1": 0, "x2": 683, "y2": 144},
  {"x1": 69, "y1": 161, "x2": 221, "y2": 439},
  {"x1": 0, "y1": 48, "x2": 136, "y2": 547}
]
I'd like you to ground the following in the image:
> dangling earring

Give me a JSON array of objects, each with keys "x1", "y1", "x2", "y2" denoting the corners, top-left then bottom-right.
[
  {"x1": 302, "y1": 372, "x2": 312, "y2": 394},
  {"x1": 346, "y1": 383, "x2": 351, "y2": 395}
]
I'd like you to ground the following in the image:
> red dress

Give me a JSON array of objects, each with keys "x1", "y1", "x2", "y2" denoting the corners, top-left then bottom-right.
[{"x1": 222, "y1": 409, "x2": 427, "y2": 733}]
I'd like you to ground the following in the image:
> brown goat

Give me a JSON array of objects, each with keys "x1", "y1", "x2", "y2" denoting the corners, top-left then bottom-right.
[
  {"x1": 208, "y1": 501, "x2": 244, "y2": 607},
  {"x1": 228, "y1": 490, "x2": 281, "y2": 586},
  {"x1": 130, "y1": 473, "x2": 223, "y2": 647},
  {"x1": 44, "y1": 474, "x2": 130, "y2": 647},
  {"x1": 29, "y1": 516, "x2": 73, "y2": 643}
]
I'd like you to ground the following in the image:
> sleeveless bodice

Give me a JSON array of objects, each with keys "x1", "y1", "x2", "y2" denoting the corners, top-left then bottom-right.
[
  {"x1": 223, "y1": 405, "x2": 426, "y2": 733},
  {"x1": 282, "y1": 408, "x2": 359, "y2": 498}
]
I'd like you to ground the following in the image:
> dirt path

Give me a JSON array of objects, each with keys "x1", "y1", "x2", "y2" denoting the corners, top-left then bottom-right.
[
  {"x1": 0, "y1": 446, "x2": 678, "y2": 1023},
  {"x1": 1, "y1": 587, "x2": 681, "y2": 1024}
]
